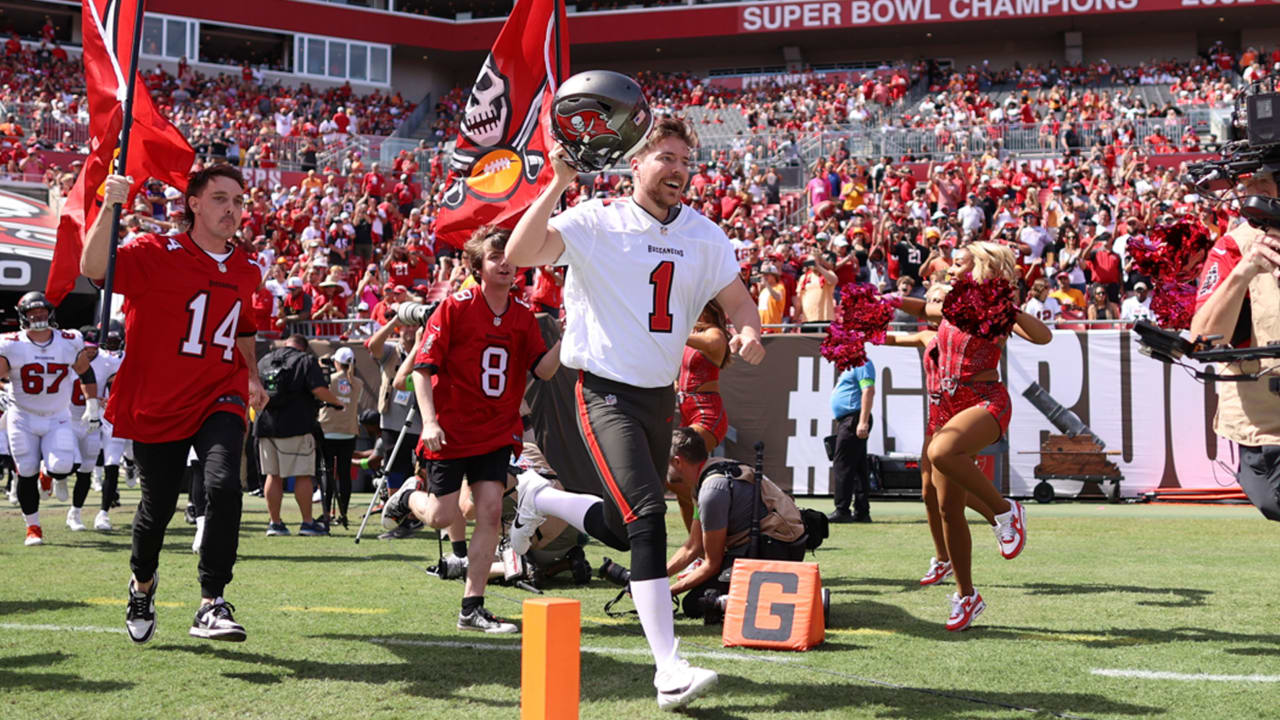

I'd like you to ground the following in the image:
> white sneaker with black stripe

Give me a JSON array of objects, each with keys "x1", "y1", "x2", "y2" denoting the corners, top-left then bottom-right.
[
  {"x1": 189, "y1": 598, "x2": 246, "y2": 642},
  {"x1": 655, "y1": 640, "x2": 718, "y2": 711},
  {"x1": 125, "y1": 575, "x2": 157, "y2": 644}
]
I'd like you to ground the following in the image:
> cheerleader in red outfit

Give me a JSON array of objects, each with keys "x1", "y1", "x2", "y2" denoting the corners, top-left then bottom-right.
[
  {"x1": 669, "y1": 302, "x2": 731, "y2": 530},
  {"x1": 895, "y1": 242, "x2": 1051, "y2": 631},
  {"x1": 884, "y1": 283, "x2": 998, "y2": 590}
]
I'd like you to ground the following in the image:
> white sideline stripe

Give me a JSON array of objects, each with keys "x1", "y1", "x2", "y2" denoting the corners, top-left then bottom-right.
[
  {"x1": 0, "y1": 622, "x2": 126, "y2": 634},
  {"x1": 1092, "y1": 668, "x2": 1280, "y2": 683},
  {"x1": 370, "y1": 637, "x2": 797, "y2": 663}
]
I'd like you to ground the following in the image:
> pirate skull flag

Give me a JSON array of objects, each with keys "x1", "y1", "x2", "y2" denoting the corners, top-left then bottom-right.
[{"x1": 434, "y1": 0, "x2": 570, "y2": 249}]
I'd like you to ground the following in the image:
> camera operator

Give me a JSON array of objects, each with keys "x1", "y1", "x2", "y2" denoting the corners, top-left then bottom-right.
[
  {"x1": 257, "y1": 335, "x2": 344, "y2": 537},
  {"x1": 365, "y1": 312, "x2": 421, "y2": 492},
  {"x1": 664, "y1": 427, "x2": 812, "y2": 620},
  {"x1": 318, "y1": 347, "x2": 365, "y2": 528},
  {"x1": 1190, "y1": 165, "x2": 1280, "y2": 522}
]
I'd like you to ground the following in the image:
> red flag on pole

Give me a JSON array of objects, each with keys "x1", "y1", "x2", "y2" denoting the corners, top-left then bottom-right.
[
  {"x1": 434, "y1": 0, "x2": 569, "y2": 249},
  {"x1": 46, "y1": 0, "x2": 194, "y2": 304}
]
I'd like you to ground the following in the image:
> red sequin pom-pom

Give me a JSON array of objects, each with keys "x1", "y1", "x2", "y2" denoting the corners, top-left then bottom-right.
[
  {"x1": 942, "y1": 274, "x2": 1019, "y2": 340},
  {"x1": 1126, "y1": 218, "x2": 1214, "y2": 282},
  {"x1": 1149, "y1": 281, "x2": 1197, "y2": 330},
  {"x1": 819, "y1": 284, "x2": 902, "y2": 371}
]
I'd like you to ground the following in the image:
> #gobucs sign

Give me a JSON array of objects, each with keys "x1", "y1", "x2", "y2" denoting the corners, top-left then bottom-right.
[{"x1": 434, "y1": 0, "x2": 569, "y2": 249}]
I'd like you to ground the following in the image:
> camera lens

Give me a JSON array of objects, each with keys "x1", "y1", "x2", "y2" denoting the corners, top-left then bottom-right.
[{"x1": 597, "y1": 557, "x2": 631, "y2": 587}]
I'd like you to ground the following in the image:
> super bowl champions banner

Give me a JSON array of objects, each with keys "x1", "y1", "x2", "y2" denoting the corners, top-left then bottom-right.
[{"x1": 718, "y1": 331, "x2": 1238, "y2": 498}]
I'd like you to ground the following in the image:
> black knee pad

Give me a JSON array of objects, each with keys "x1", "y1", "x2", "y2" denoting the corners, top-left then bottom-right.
[
  {"x1": 16, "y1": 475, "x2": 39, "y2": 514},
  {"x1": 625, "y1": 513, "x2": 667, "y2": 581}
]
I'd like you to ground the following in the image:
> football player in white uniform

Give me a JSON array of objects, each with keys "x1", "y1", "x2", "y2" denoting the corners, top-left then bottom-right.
[
  {"x1": 509, "y1": 84, "x2": 764, "y2": 712},
  {"x1": 97, "y1": 319, "x2": 129, "y2": 528},
  {"x1": 66, "y1": 326, "x2": 123, "y2": 532},
  {"x1": 0, "y1": 292, "x2": 99, "y2": 545}
]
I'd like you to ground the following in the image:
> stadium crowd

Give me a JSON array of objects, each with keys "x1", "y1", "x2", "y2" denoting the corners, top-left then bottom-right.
[{"x1": 6, "y1": 41, "x2": 1274, "y2": 337}]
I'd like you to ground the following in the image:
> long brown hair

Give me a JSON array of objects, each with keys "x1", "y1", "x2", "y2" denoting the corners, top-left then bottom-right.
[{"x1": 694, "y1": 300, "x2": 732, "y2": 368}]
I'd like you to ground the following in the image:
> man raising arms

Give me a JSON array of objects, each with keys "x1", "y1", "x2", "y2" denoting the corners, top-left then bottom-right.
[
  {"x1": 507, "y1": 115, "x2": 765, "y2": 711},
  {"x1": 85, "y1": 166, "x2": 267, "y2": 644}
]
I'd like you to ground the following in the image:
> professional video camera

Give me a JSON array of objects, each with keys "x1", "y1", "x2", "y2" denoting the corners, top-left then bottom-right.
[
  {"x1": 1133, "y1": 320, "x2": 1280, "y2": 396},
  {"x1": 393, "y1": 300, "x2": 439, "y2": 327},
  {"x1": 1183, "y1": 76, "x2": 1280, "y2": 231}
]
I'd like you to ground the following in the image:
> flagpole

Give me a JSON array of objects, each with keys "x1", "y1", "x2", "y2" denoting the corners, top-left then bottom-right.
[
  {"x1": 553, "y1": 0, "x2": 566, "y2": 214},
  {"x1": 97, "y1": 0, "x2": 147, "y2": 339}
]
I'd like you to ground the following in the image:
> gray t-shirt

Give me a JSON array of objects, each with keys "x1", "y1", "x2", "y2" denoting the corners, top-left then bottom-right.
[{"x1": 696, "y1": 461, "x2": 760, "y2": 540}]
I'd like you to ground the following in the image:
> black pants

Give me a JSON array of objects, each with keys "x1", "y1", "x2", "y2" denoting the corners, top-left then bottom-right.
[
  {"x1": 832, "y1": 413, "x2": 872, "y2": 517},
  {"x1": 322, "y1": 436, "x2": 356, "y2": 517},
  {"x1": 187, "y1": 462, "x2": 206, "y2": 517},
  {"x1": 380, "y1": 427, "x2": 420, "y2": 483},
  {"x1": 575, "y1": 371, "x2": 674, "y2": 581},
  {"x1": 130, "y1": 412, "x2": 245, "y2": 599},
  {"x1": 1237, "y1": 444, "x2": 1280, "y2": 522}
]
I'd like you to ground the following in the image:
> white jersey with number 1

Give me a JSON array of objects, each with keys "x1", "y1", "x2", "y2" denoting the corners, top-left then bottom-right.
[
  {"x1": 0, "y1": 329, "x2": 85, "y2": 416},
  {"x1": 549, "y1": 198, "x2": 739, "y2": 388}
]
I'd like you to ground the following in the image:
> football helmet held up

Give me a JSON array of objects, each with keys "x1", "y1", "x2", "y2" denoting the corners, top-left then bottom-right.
[{"x1": 550, "y1": 70, "x2": 653, "y2": 173}]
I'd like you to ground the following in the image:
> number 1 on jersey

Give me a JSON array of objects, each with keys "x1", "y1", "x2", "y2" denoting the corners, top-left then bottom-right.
[{"x1": 648, "y1": 261, "x2": 674, "y2": 333}]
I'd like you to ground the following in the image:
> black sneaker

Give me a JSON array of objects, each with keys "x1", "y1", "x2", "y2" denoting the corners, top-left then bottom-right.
[
  {"x1": 298, "y1": 520, "x2": 329, "y2": 536},
  {"x1": 457, "y1": 606, "x2": 518, "y2": 634},
  {"x1": 568, "y1": 545, "x2": 592, "y2": 586},
  {"x1": 827, "y1": 510, "x2": 856, "y2": 524},
  {"x1": 189, "y1": 599, "x2": 246, "y2": 641},
  {"x1": 265, "y1": 521, "x2": 290, "y2": 537},
  {"x1": 183, "y1": 504, "x2": 198, "y2": 525},
  {"x1": 125, "y1": 575, "x2": 157, "y2": 644},
  {"x1": 378, "y1": 517, "x2": 422, "y2": 540}
]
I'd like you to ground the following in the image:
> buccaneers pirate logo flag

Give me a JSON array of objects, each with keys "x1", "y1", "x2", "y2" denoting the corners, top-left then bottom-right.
[
  {"x1": 434, "y1": 0, "x2": 569, "y2": 249},
  {"x1": 46, "y1": 0, "x2": 193, "y2": 305}
]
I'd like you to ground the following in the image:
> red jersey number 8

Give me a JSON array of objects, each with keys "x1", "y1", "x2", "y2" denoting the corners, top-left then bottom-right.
[{"x1": 481, "y1": 346, "x2": 508, "y2": 398}]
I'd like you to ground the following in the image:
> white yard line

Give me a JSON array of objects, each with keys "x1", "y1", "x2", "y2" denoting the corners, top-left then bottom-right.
[
  {"x1": 0, "y1": 622, "x2": 126, "y2": 634},
  {"x1": 1092, "y1": 668, "x2": 1280, "y2": 683}
]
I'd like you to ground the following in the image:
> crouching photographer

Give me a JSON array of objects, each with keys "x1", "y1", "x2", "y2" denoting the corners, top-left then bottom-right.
[
  {"x1": 664, "y1": 427, "x2": 827, "y2": 623},
  {"x1": 452, "y1": 442, "x2": 591, "y2": 587}
]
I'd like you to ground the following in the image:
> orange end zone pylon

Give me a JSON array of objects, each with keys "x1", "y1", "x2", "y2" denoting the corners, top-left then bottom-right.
[{"x1": 521, "y1": 597, "x2": 580, "y2": 720}]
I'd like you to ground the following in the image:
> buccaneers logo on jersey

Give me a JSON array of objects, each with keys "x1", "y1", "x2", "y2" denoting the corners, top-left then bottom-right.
[{"x1": 554, "y1": 108, "x2": 619, "y2": 145}]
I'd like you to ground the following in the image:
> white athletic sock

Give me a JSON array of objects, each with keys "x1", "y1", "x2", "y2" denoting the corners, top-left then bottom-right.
[
  {"x1": 531, "y1": 487, "x2": 599, "y2": 534},
  {"x1": 630, "y1": 577, "x2": 678, "y2": 672},
  {"x1": 23, "y1": 512, "x2": 39, "y2": 527}
]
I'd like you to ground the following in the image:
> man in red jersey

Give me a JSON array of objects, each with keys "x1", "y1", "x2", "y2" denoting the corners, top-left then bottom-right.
[
  {"x1": 84, "y1": 166, "x2": 267, "y2": 645},
  {"x1": 380, "y1": 226, "x2": 561, "y2": 633}
]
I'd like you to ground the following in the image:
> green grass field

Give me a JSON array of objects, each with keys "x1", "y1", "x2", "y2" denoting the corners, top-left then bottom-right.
[{"x1": 1, "y1": 491, "x2": 1277, "y2": 720}]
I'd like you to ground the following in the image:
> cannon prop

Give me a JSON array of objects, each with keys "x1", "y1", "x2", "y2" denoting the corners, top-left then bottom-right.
[{"x1": 1021, "y1": 382, "x2": 1123, "y2": 503}]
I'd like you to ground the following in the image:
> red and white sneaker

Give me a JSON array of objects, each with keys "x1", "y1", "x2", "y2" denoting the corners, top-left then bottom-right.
[
  {"x1": 24, "y1": 525, "x2": 44, "y2": 546},
  {"x1": 919, "y1": 557, "x2": 954, "y2": 586},
  {"x1": 946, "y1": 591, "x2": 985, "y2": 631},
  {"x1": 993, "y1": 499, "x2": 1027, "y2": 559}
]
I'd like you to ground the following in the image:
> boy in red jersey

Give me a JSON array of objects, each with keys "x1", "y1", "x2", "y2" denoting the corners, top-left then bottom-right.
[
  {"x1": 85, "y1": 166, "x2": 268, "y2": 645},
  {"x1": 381, "y1": 226, "x2": 560, "y2": 633}
]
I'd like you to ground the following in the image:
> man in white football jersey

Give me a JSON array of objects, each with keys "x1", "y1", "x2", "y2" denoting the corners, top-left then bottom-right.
[
  {"x1": 508, "y1": 114, "x2": 764, "y2": 712},
  {"x1": 0, "y1": 292, "x2": 99, "y2": 545},
  {"x1": 66, "y1": 326, "x2": 123, "y2": 532},
  {"x1": 96, "y1": 319, "x2": 129, "y2": 528}
]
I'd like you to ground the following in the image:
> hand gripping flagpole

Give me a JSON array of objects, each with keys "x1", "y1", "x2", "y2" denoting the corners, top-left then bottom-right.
[{"x1": 97, "y1": 0, "x2": 147, "y2": 339}]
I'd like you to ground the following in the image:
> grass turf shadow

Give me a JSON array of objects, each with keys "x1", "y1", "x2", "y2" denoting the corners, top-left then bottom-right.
[
  {"x1": 985, "y1": 581, "x2": 1212, "y2": 608},
  {"x1": 0, "y1": 651, "x2": 136, "y2": 693},
  {"x1": 159, "y1": 634, "x2": 1162, "y2": 718},
  {"x1": 0, "y1": 600, "x2": 91, "y2": 616}
]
